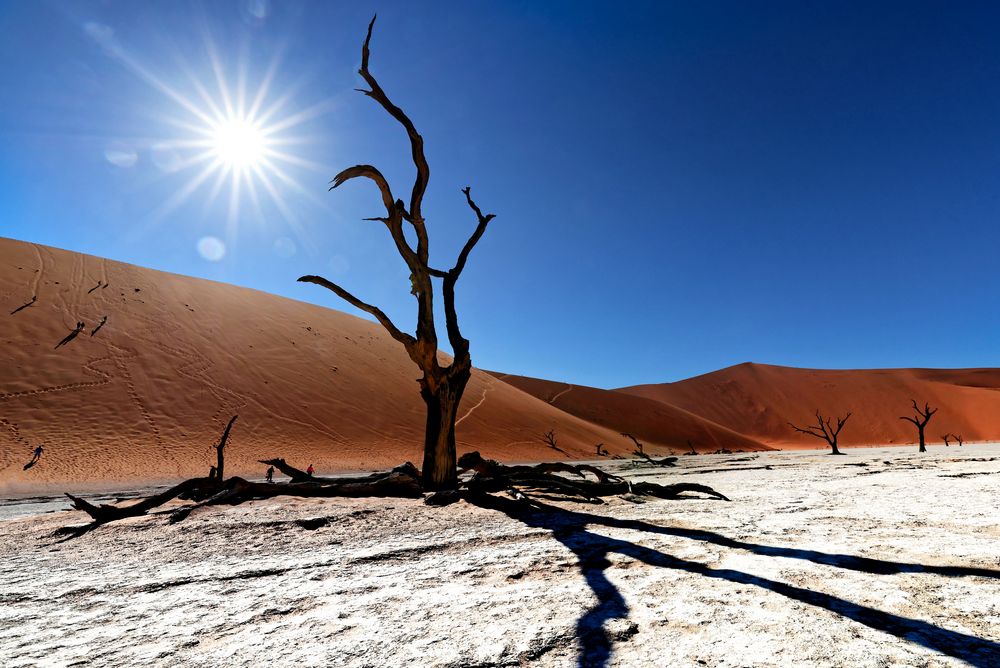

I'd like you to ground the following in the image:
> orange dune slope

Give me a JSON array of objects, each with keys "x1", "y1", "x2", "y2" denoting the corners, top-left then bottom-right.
[
  {"x1": 0, "y1": 238, "x2": 631, "y2": 489},
  {"x1": 487, "y1": 373, "x2": 771, "y2": 454},
  {"x1": 618, "y1": 362, "x2": 1000, "y2": 448}
]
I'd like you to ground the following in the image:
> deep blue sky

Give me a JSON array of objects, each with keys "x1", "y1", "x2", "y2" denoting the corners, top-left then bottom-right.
[{"x1": 2, "y1": 1, "x2": 999, "y2": 388}]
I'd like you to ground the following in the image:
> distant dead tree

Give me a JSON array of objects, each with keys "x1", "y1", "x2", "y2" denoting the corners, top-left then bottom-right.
[
  {"x1": 298, "y1": 17, "x2": 497, "y2": 490},
  {"x1": 685, "y1": 440, "x2": 697, "y2": 455},
  {"x1": 900, "y1": 400, "x2": 937, "y2": 453},
  {"x1": 941, "y1": 434, "x2": 952, "y2": 447},
  {"x1": 595, "y1": 443, "x2": 607, "y2": 456},
  {"x1": 621, "y1": 432, "x2": 644, "y2": 455},
  {"x1": 788, "y1": 410, "x2": 852, "y2": 455},
  {"x1": 542, "y1": 430, "x2": 559, "y2": 449},
  {"x1": 954, "y1": 434, "x2": 964, "y2": 447}
]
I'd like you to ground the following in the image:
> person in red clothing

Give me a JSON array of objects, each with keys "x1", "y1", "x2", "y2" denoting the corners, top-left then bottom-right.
[{"x1": 306, "y1": 464, "x2": 315, "y2": 477}]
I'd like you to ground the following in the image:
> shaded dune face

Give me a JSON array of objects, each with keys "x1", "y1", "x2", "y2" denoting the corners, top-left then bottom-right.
[
  {"x1": 0, "y1": 238, "x2": 631, "y2": 488},
  {"x1": 486, "y1": 373, "x2": 771, "y2": 454},
  {"x1": 617, "y1": 363, "x2": 1000, "y2": 448}
]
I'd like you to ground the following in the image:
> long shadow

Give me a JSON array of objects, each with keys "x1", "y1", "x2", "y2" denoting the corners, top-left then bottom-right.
[
  {"x1": 466, "y1": 493, "x2": 1000, "y2": 668},
  {"x1": 10, "y1": 295, "x2": 36, "y2": 315}
]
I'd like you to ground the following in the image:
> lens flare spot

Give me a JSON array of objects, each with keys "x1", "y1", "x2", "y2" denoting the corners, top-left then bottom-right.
[{"x1": 197, "y1": 236, "x2": 226, "y2": 261}]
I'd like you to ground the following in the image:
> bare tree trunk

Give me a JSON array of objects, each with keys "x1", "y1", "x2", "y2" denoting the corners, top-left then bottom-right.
[
  {"x1": 918, "y1": 427, "x2": 926, "y2": 453},
  {"x1": 420, "y1": 369, "x2": 469, "y2": 490}
]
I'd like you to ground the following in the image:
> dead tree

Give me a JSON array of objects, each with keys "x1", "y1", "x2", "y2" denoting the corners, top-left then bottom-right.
[
  {"x1": 788, "y1": 410, "x2": 852, "y2": 455},
  {"x1": 621, "y1": 432, "x2": 644, "y2": 456},
  {"x1": 543, "y1": 430, "x2": 558, "y2": 449},
  {"x1": 900, "y1": 400, "x2": 937, "y2": 453},
  {"x1": 298, "y1": 17, "x2": 496, "y2": 491},
  {"x1": 595, "y1": 443, "x2": 607, "y2": 456},
  {"x1": 954, "y1": 434, "x2": 964, "y2": 447},
  {"x1": 941, "y1": 434, "x2": 952, "y2": 447}
]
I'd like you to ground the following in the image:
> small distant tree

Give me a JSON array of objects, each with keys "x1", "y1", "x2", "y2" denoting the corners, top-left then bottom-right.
[
  {"x1": 542, "y1": 430, "x2": 559, "y2": 450},
  {"x1": 298, "y1": 17, "x2": 497, "y2": 490},
  {"x1": 900, "y1": 400, "x2": 937, "y2": 453},
  {"x1": 955, "y1": 434, "x2": 964, "y2": 447},
  {"x1": 788, "y1": 410, "x2": 852, "y2": 455},
  {"x1": 941, "y1": 434, "x2": 952, "y2": 447},
  {"x1": 595, "y1": 443, "x2": 607, "y2": 456}
]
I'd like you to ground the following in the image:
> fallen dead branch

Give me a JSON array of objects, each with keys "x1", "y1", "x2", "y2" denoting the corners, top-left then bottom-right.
[{"x1": 58, "y1": 424, "x2": 727, "y2": 537}]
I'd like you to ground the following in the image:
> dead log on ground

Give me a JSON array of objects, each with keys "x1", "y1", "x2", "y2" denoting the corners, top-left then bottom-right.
[
  {"x1": 456, "y1": 452, "x2": 727, "y2": 504},
  {"x1": 633, "y1": 451, "x2": 678, "y2": 467}
]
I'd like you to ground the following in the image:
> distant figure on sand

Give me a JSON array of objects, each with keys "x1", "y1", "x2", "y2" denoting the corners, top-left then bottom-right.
[
  {"x1": 23, "y1": 445, "x2": 43, "y2": 470},
  {"x1": 265, "y1": 466, "x2": 274, "y2": 483},
  {"x1": 55, "y1": 321, "x2": 85, "y2": 348},
  {"x1": 90, "y1": 316, "x2": 108, "y2": 336},
  {"x1": 306, "y1": 464, "x2": 315, "y2": 477}
]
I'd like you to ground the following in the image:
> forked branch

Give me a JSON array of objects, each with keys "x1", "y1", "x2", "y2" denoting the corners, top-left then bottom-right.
[{"x1": 900, "y1": 399, "x2": 937, "y2": 428}]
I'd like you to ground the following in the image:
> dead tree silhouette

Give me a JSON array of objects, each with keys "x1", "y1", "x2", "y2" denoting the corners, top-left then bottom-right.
[
  {"x1": 621, "y1": 432, "x2": 644, "y2": 455},
  {"x1": 543, "y1": 430, "x2": 559, "y2": 449},
  {"x1": 941, "y1": 434, "x2": 952, "y2": 447},
  {"x1": 620, "y1": 432, "x2": 676, "y2": 466},
  {"x1": 90, "y1": 316, "x2": 107, "y2": 336},
  {"x1": 788, "y1": 410, "x2": 851, "y2": 455},
  {"x1": 954, "y1": 434, "x2": 964, "y2": 447},
  {"x1": 10, "y1": 295, "x2": 36, "y2": 315},
  {"x1": 900, "y1": 400, "x2": 937, "y2": 453},
  {"x1": 297, "y1": 16, "x2": 497, "y2": 490},
  {"x1": 595, "y1": 443, "x2": 607, "y2": 456},
  {"x1": 55, "y1": 321, "x2": 85, "y2": 349}
]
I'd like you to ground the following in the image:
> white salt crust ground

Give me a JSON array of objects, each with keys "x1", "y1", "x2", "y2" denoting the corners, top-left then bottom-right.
[{"x1": 2, "y1": 445, "x2": 999, "y2": 667}]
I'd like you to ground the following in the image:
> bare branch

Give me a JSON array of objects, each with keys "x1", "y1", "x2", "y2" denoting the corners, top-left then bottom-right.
[
  {"x1": 453, "y1": 186, "x2": 496, "y2": 278},
  {"x1": 331, "y1": 164, "x2": 395, "y2": 215},
  {"x1": 297, "y1": 275, "x2": 415, "y2": 348},
  {"x1": 833, "y1": 412, "x2": 852, "y2": 436},
  {"x1": 358, "y1": 15, "x2": 431, "y2": 262},
  {"x1": 787, "y1": 422, "x2": 829, "y2": 441}
]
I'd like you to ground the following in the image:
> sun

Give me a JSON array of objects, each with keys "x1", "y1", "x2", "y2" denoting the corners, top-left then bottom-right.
[
  {"x1": 210, "y1": 117, "x2": 266, "y2": 170},
  {"x1": 83, "y1": 22, "x2": 333, "y2": 235}
]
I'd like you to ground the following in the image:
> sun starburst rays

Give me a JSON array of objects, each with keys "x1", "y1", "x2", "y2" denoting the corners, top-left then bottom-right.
[{"x1": 103, "y1": 30, "x2": 332, "y2": 244}]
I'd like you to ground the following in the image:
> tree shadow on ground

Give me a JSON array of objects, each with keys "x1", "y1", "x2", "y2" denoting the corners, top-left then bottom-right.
[{"x1": 465, "y1": 493, "x2": 1000, "y2": 668}]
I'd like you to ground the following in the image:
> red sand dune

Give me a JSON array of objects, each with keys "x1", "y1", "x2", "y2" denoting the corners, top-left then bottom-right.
[
  {"x1": 0, "y1": 238, "x2": 630, "y2": 490},
  {"x1": 486, "y1": 373, "x2": 771, "y2": 454},
  {"x1": 618, "y1": 362, "x2": 1000, "y2": 448},
  {"x1": 4, "y1": 238, "x2": 999, "y2": 491}
]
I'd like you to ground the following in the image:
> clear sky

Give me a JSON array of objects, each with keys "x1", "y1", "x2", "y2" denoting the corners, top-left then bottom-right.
[{"x1": 2, "y1": 1, "x2": 999, "y2": 388}]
